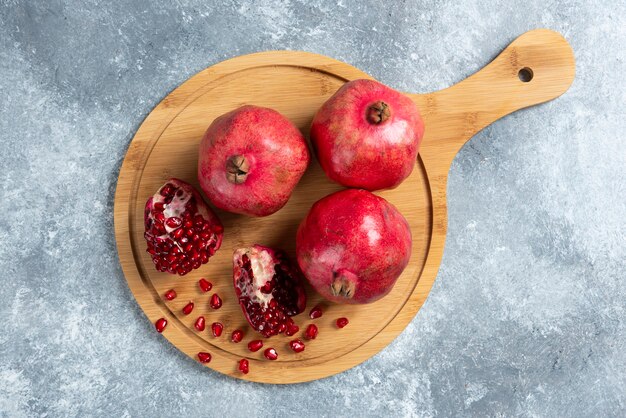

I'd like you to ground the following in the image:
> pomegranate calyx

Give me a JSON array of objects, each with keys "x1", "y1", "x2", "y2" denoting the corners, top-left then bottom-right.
[
  {"x1": 226, "y1": 155, "x2": 250, "y2": 184},
  {"x1": 366, "y1": 101, "x2": 391, "y2": 124},
  {"x1": 330, "y1": 269, "x2": 357, "y2": 299}
]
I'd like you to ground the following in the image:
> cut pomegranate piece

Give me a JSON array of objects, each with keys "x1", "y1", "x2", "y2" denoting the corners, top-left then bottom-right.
[
  {"x1": 233, "y1": 245, "x2": 306, "y2": 338},
  {"x1": 155, "y1": 318, "x2": 167, "y2": 333},
  {"x1": 210, "y1": 293, "x2": 222, "y2": 309},
  {"x1": 238, "y1": 359, "x2": 249, "y2": 374},
  {"x1": 198, "y1": 278, "x2": 212, "y2": 293},
  {"x1": 231, "y1": 329, "x2": 244, "y2": 343},
  {"x1": 211, "y1": 322, "x2": 223, "y2": 337},
  {"x1": 304, "y1": 324, "x2": 318, "y2": 340},
  {"x1": 336, "y1": 317, "x2": 349, "y2": 328},
  {"x1": 309, "y1": 305, "x2": 323, "y2": 319},
  {"x1": 164, "y1": 289, "x2": 177, "y2": 300},
  {"x1": 248, "y1": 340, "x2": 263, "y2": 352},
  {"x1": 197, "y1": 352, "x2": 212, "y2": 363},
  {"x1": 289, "y1": 339, "x2": 305, "y2": 353},
  {"x1": 264, "y1": 348, "x2": 278, "y2": 360},
  {"x1": 194, "y1": 316, "x2": 206, "y2": 331},
  {"x1": 182, "y1": 302, "x2": 194, "y2": 315},
  {"x1": 144, "y1": 178, "x2": 223, "y2": 276}
]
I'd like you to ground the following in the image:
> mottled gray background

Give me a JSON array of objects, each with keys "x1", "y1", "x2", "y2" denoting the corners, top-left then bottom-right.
[{"x1": 1, "y1": 0, "x2": 624, "y2": 416}]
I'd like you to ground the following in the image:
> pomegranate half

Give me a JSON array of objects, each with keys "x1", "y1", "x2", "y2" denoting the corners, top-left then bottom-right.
[
  {"x1": 310, "y1": 79, "x2": 425, "y2": 191},
  {"x1": 233, "y1": 245, "x2": 306, "y2": 337},
  {"x1": 144, "y1": 178, "x2": 223, "y2": 275},
  {"x1": 296, "y1": 189, "x2": 412, "y2": 304},
  {"x1": 198, "y1": 105, "x2": 310, "y2": 217}
]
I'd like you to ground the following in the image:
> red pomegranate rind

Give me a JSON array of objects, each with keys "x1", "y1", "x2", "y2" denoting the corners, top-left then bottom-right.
[
  {"x1": 144, "y1": 178, "x2": 223, "y2": 276},
  {"x1": 233, "y1": 245, "x2": 306, "y2": 338}
]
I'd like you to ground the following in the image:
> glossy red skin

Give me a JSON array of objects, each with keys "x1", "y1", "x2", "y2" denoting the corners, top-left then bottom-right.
[
  {"x1": 310, "y1": 79, "x2": 425, "y2": 191},
  {"x1": 198, "y1": 105, "x2": 310, "y2": 217},
  {"x1": 296, "y1": 189, "x2": 412, "y2": 304}
]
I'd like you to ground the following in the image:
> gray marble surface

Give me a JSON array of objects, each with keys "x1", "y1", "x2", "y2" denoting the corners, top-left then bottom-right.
[{"x1": 1, "y1": 0, "x2": 625, "y2": 416}]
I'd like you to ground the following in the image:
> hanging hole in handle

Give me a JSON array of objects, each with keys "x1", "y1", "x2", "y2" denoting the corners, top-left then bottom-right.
[{"x1": 518, "y1": 67, "x2": 533, "y2": 82}]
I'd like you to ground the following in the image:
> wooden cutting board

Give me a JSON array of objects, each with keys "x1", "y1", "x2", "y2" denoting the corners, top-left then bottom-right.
[{"x1": 114, "y1": 29, "x2": 575, "y2": 383}]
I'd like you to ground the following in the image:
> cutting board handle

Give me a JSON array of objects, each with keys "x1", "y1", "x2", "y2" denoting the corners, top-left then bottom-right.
[{"x1": 414, "y1": 29, "x2": 575, "y2": 166}]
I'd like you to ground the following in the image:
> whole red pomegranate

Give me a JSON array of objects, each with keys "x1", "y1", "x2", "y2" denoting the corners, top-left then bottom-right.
[
  {"x1": 198, "y1": 105, "x2": 310, "y2": 217},
  {"x1": 233, "y1": 245, "x2": 306, "y2": 337},
  {"x1": 310, "y1": 79, "x2": 425, "y2": 191},
  {"x1": 144, "y1": 178, "x2": 223, "y2": 275},
  {"x1": 296, "y1": 189, "x2": 411, "y2": 304}
]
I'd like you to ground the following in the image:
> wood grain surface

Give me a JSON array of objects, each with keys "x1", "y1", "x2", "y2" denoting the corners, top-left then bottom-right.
[{"x1": 114, "y1": 29, "x2": 575, "y2": 383}]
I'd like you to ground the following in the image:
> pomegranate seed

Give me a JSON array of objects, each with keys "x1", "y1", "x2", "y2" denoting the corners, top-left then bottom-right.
[
  {"x1": 154, "y1": 212, "x2": 165, "y2": 223},
  {"x1": 155, "y1": 318, "x2": 167, "y2": 333},
  {"x1": 154, "y1": 202, "x2": 164, "y2": 211},
  {"x1": 165, "y1": 216, "x2": 182, "y2": 229},
  {"x1": 197, "y1": 352, "x2": 212, "y2": 363},
  {"x1": 285, "y1": 322, "x2": 299, "y2": 336},
  {"x1": 182, "y1": 302, "x2": 194, "y2": 315},
  {"x1": 194, "y1": 316, "x2": 206, "y2": 331},
  {"x1": 231, "y1": 329, "x2": 244, "y2": 343},
  {"x1": 248, "y1": 340, "x2": 263, "y2": 352},
  {"x1": 198, "y1": 278, "x2": 212, "y2": 292},
  {"x1": 238, "y1": 359, "x2": 249, "y2": 374},
  {"x1": 305, "y1": 324, "x2": 318, "y2": 340},
  {"x1": 289, "y1": 339, "x2": 305, "y2": 353},
  {"x1": 210, "y1": 294, "x2": 222, "y2": 309},
  {"x1": 309, "y1": 305, "x2": 323, "y2": 319},
  {"x1": 171, "y1": 228, "x2": 184, "y2": 239},
  {"x1": 211, "y1": 322, "x2": 223, "y2": 337},
  {"x1": 336, "y1": 317, "x2": 349, "y2": 328},
  {"x1": 264, "y1": 348, "x2": 278, "y2": 360},
  {"x1": 163, "y1": 289, "x2": 177, "y2": 300}
]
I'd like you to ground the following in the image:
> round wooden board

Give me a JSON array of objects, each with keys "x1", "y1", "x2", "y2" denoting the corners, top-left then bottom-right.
[{"x1": 114, "y1": 29, "x2": 575, "y2": 383}]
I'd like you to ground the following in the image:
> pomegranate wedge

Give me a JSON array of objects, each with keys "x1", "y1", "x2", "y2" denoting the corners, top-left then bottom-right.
[{"x1": 233, "y1": 245, "x2": 306, "y2": 337}]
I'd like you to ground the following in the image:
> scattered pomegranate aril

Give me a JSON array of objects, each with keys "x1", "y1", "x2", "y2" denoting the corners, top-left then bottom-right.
[
  {"x1": 285, "y1": 321, "x2": 299, "y2": 336},
  {"x1": 248, "y1": 340, "x2": 263, "y2": 352},
  {"x1": 210, "y1": 293, "x2": 222, "y2": 309},
  {"x1": 197, "y1": 352, "x2": 212, "y2": 363},
  {"x1": 155, "y1": 318, "x2": 167, "y2": 333},
  {"x1": 144, "y1": 178, "x2": 224, "y2": 276},
  {"x1": 309, "y1": 305, "x2": 323, "y2": 319},
  {"x1": 264, "y1": 348, "x2": 278, "y2": 360},
  {"x1": 238, "y1": 359, "x2": 249, "y2": 374},
  {"x1": 233, "y1": 245, "x2": 307, "y2": 337},
  {"x1": 336, "y1": 317, "x2": 349, "y2": 328},
  {"x1": 211, "y1": 322, "x2": 223, "y2": 337},
  {"x1": 182, "y1": 302, "x2": 194, "y2": 315},
  {"x1": 231, "y1": 329, "x2": 244, "y2": 343},
  {"x1": 198, "y1": 278, "x2": 212, "y2": 293},
  {"x1": 164, "y1": 289, "x2": 177, "y2": 300},
  {"x1": 194, "y1": 316, "x2": 206, "y2": 331},
  {"x1": 289, "y1": 339, "x2": 305, "y2": 353},
  {"x1": 304, "y1": 324, "x2": 318, "y2": 340}
]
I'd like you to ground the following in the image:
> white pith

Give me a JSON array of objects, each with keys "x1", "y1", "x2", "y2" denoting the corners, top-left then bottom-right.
[{"x1": 234, "y1": 247, "x2": 275, "y2": 308}]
